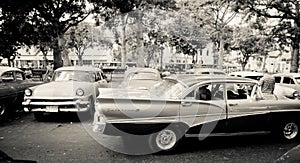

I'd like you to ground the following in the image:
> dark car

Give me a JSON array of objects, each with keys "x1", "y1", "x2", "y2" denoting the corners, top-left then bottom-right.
[{"x1": 0, "y1": 66, "x2": 42, "y2": 120}]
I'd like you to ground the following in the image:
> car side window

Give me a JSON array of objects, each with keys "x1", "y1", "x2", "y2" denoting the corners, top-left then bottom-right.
[
  {"x1": 192, "y1": 83, "x2": 224, "y2": 101},
  {"x1": 283, "y1": 77, "x2": 294, "y2": 84},
  {"x1": 226, "y1": 83, "x2": 252, "y2": 100},
  {"x1": 1, "y1": 71, "x2": 14, "y2": 82},
  {"x1": 15, "y1": 71, "x2": 24, "y2": 81},
  {"x1": 274, "y1": 77, "x2": 281, "y2": 83}
]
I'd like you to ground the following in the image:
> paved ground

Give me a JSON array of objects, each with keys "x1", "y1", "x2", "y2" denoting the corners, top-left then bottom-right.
[{"x1": 0, "y1": 113, "x2": 298, "y2": 163}]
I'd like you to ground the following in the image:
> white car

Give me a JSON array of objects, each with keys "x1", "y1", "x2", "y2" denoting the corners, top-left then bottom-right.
[
  {"x1": 185, "y1": 68, "x2": 226, "y2": 75},
  {"x1": 273, "y1": 73, "x2": 300, "y2": 99},
  {"x1": 228, "y1": 71, "x2": 263, "y2": 80},
  {"x1": 119, "y1": 68, "x2": 162, "y2": 90},
  {"x1": 23, "y1": 66, "x2": 108, "y2": 121}
]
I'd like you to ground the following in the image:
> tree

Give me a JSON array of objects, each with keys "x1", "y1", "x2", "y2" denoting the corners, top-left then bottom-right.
[
  {"x1": 232, "y1": 0, "x2": 300, "y2": 72},
  {"x1": 177, "y1": 0, "x2": 238, "y2": 68},
  {"x1": 231, "y1": 27, "x2": 273, "y2": 70},
  {"x1": 0, "y1": 1, "x2": 35, "y2": 66},
  {"x1": 26, "y1": 0, "x2": 91, "y2": 69},
  {"x1": 91, "y1": 0, "x2": 178, "y2": 68},
  {"x1": 65, "y1": 23, "x2": 113, "y2": 65}
]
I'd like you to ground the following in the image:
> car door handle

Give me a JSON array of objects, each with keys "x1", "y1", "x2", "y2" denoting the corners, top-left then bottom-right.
[
  {"x1": 229, "y1": 103, "x2": 238, "y2": 106},
  {"x1": 181, "y1": 102, "x2": 192, "y2": 107}
]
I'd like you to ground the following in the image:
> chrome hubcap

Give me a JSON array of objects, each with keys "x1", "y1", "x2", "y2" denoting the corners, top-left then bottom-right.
[
  {"x1": 283, "y1": 122, "x2": 298, "y2": 139},
  {"x1": 156, "y1": 129, "x2": 177, "y2": 150}
]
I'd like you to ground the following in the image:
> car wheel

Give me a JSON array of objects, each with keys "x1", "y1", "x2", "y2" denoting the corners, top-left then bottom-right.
[
  {"x1": 34, "y1": 112, "x2": 45, "y2": 122},
  {"x1": 148, "y1": 128, "x2": 182, "y2": 153},
  {"x1": 278, "y1": 120, "x2": 299, "y2": 141}
]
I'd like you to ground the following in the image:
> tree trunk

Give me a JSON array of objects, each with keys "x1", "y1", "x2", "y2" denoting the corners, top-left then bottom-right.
[
  {"x1": 291, "y1": 5, "x2": 300, "y2": 73},
  {"x1": 53, "y1": 37, "x2": 63, "y2": 70},
  {"x1": 218, "y1": 33, "x2": 224, "y2": 69},
  {"x1": 78, "y1": 55, "x2": 83, "y2": 66},
  {"x1": 291, "y1": 38, "x2": 299, "y2": 73},
  {"x1": 121, "y1": 14, "x2": 128, "y2": 69}
]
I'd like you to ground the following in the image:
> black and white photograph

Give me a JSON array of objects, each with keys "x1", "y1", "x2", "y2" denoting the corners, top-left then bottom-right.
[{"x1": 1, "y1": 0, "x2": 300, "y2": 162}]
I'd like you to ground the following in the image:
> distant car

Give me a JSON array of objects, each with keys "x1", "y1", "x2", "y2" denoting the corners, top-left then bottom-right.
[
  {"x1": 22, "y1": 66, "x2": 108, "y2": 121},
  {"x1": 273, "y1": 73, "x2": 300, "y2": 99},
  {"x1": 0, "y1": 66, "x2": 42, "y2": 119},
  {"x1": 185, "y1": 68, "x2": 226, "y2": 75},
  {"x1": 94, "y1": 76, "x2": 300, "y2": 153},
  {"x1": 228, "y1": 71, "x2": 263, "y2": 80},
  {"x1": 119, "y1": 68, "x2": 162, "y2": 90}
]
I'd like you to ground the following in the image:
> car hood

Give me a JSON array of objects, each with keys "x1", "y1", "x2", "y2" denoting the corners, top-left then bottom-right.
[
  {"x1": 30, "y1": 81, "x2": 93, "y2": 97},
  {"x1": 98, "y1": 88, "x2": 156, "y2": 99}
]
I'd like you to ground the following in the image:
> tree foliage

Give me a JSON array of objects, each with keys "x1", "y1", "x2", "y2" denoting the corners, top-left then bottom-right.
[
  {"x1": 178, "y1": 0, "x2": 238, "y2": 67},
  {"x1": 232, "y1": 0, "x2": 300, "y2": 72}
]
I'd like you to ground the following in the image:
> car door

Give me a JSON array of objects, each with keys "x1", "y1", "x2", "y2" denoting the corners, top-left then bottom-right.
[
  {"x1": 0, "y1": 71, "x2": 18, "y2": 101},
  {"x1": 226, "y1": 82, "x2": 270, "y2": 133},
  {"x1": 180, "y1": 83, "x2": 227, "y2": 136}
]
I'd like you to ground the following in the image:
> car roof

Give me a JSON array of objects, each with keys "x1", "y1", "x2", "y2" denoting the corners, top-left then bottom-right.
[
  {"x1": 186, "y1": 68, "x2": 225, "y2": 74},
  {"x1": 55, "y1": 66, "x2": 102, "y2": 72},
  {"x1": 229, "y1": 71, "x2": 263, "y2": 77},
  {"x1": 177, "y1": 76, "x2": 257, "y2": 87},
  {"x1": 0, "y1": 66, "x2": 24, "y2": 75},
  {"x1": 273, "y1": 73, "x2": 300, "y2": 78}
]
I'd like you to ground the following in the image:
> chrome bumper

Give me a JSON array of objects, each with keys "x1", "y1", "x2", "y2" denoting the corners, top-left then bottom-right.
[{"x1": 22, "y1": 99, "x2": 90, "y2": 112}]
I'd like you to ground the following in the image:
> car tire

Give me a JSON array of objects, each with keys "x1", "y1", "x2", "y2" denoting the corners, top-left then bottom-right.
[
  {"x1": 277, "y1": 120, "x2": 300, "y2": 141},
  {"x1": 34, "y1": 112, "x2": 45, "y2": 122},
  {"x1": 148, "y1": 127, "x2": 183, "y2": 153}
]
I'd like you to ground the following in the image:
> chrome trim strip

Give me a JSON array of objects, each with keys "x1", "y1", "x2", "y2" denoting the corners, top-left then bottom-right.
[
  {"x1": 106, "y1": 117, "x2": 179, "y2": 124},
  {"x1": 185, "y1": 131, "x2": 271, "y2": 138},
  {"x1": 30, "y1": 107, "x2": 88, "y2": 112}
]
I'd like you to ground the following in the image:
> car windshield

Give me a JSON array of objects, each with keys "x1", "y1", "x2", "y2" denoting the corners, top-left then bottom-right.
[
  {"x1": 295, "y1": 77, "x2": 300, "y2": 84},
  {"x1": 52, "y1": 70, "x2": 95, "y2": 82}
]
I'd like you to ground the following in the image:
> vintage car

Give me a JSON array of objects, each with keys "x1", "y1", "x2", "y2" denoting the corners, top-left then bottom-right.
[
  {"x1": 228, "y1": 71, "x2": 263, "y2": 80},
  {"x1": 93, "y1": 76, "x2": 300, "y2": 153},
  {"x1": 23, "y1": 66, "x2": 108, "y2": 121},
  {"x1": 119, "y1": 67, "x2": 162, "y2": 90},
  {"x1": 0, "y1": 66, "x2": 42, "y2": 119},
  {"x1": 273, "y1": 73, "x2": 300, "y2": 99},
  {"x1": 185, "y1": 68, "x2": 226, "y2": 75}
]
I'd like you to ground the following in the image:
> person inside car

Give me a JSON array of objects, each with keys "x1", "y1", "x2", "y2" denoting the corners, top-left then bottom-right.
[{"x1": 197, "y1": 85, "x2": 212, "y2": 100}]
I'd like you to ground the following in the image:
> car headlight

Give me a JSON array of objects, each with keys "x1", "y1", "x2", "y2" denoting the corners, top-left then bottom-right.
[
  {"x1": 24, "y1": 89, "x2": 32, "y2": 96},
  {"x1": 293, "y1": 91, "x2": 299, "y2": 98},
  {"x1": 76, "y1": 88, "x2": 84, "y2": 96}
]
